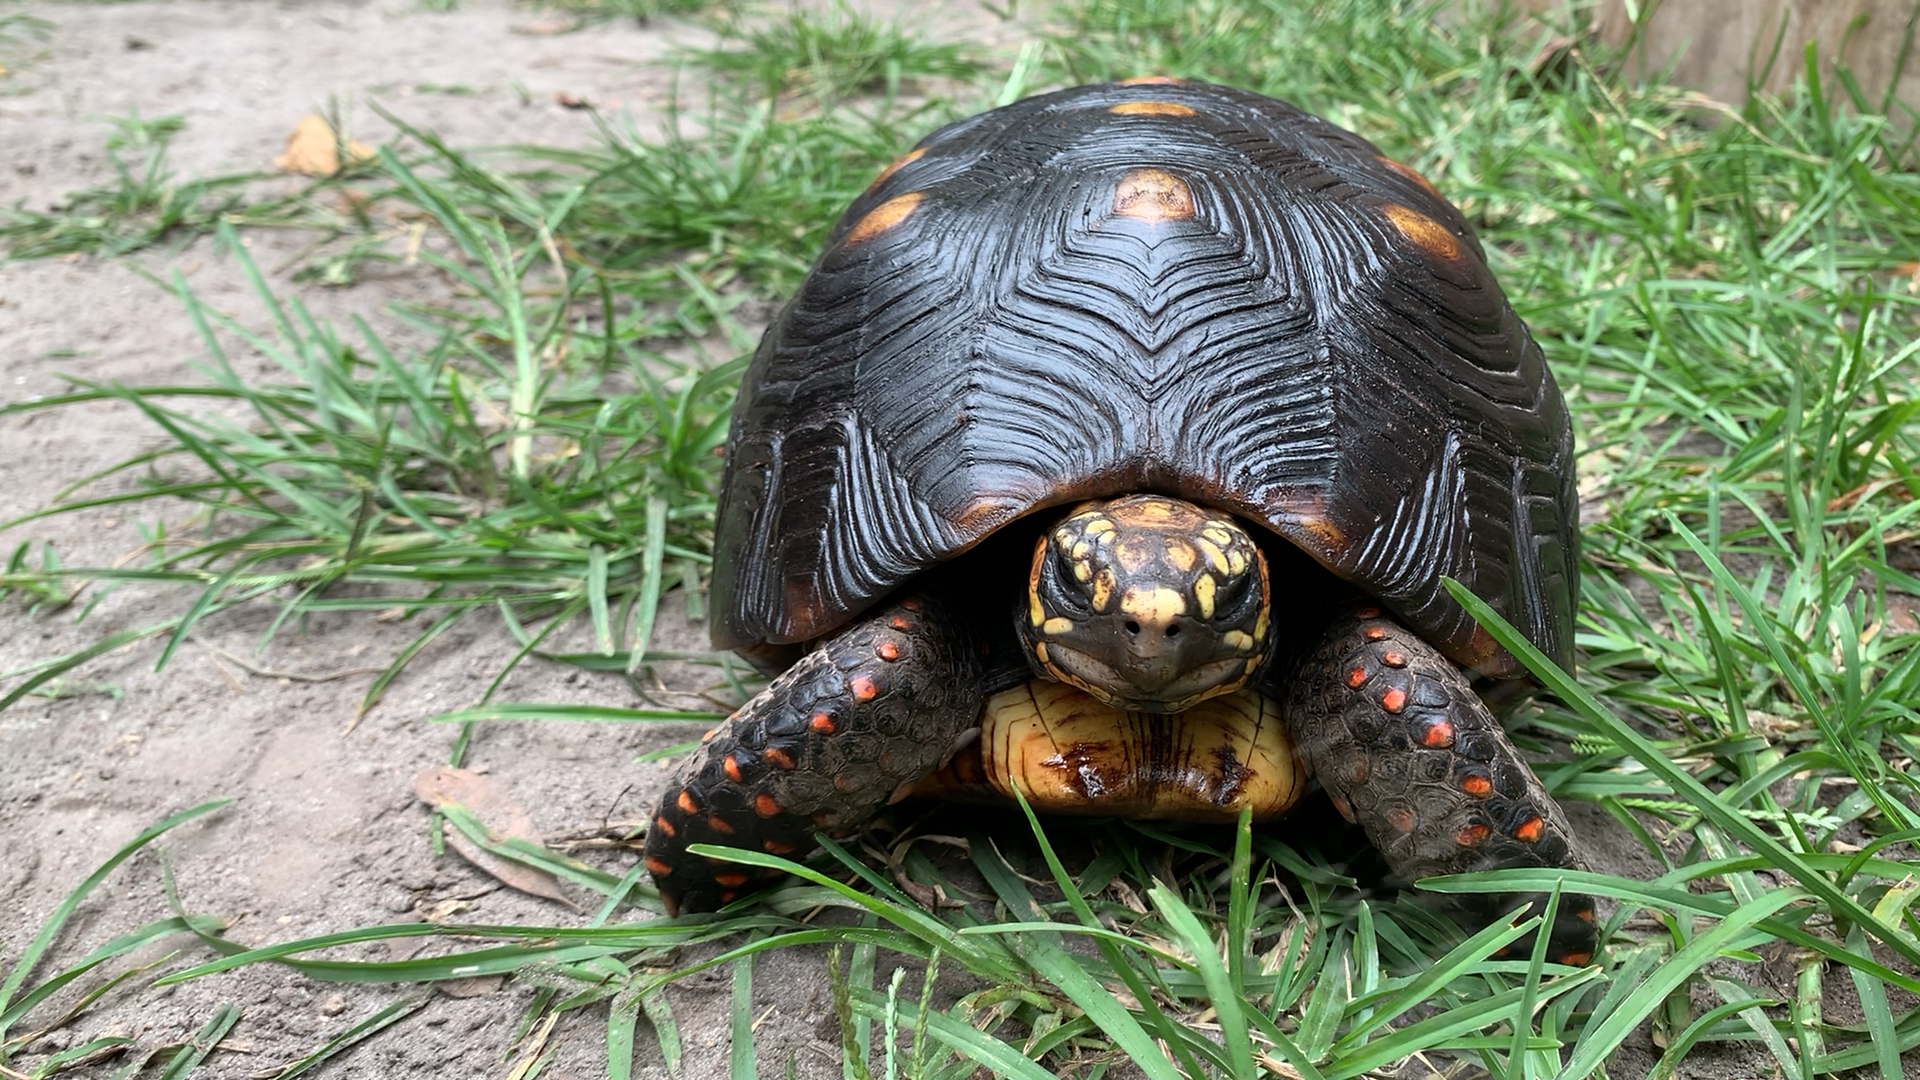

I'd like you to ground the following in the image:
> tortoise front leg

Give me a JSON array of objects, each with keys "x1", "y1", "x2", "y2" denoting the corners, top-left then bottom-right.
[
  {"x1": 645, "y1": 595, "x2": 983, "y2": 914},
  {"x1": 1278, "y1": 606, "x2": 1598, "y2": 964}
]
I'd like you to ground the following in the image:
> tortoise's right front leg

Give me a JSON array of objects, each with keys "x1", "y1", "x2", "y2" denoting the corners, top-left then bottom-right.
[
  {"x1": 1279, "y1": 606, "x2": 1598, "y2": 964},
  {"x1": 645, "y1": 595, "x2": 983, "y2": 914}
]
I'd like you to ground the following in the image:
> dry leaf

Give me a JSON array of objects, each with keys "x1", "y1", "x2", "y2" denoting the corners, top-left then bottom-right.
[
  {"x1": 413, "y1": 766, "x2": 577, "y2": 909},
  {"x1": 273, "y1": 115, "x2": 374, "y2": 177}
]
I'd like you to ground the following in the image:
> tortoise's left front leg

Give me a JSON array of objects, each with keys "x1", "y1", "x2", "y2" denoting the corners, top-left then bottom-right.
[
  {"x1": 645, "y1": 595, "x2": 983, "y2": 914},
  {"x1": 1276, "y1": 606, "x2": 1598, "y2": 964}
]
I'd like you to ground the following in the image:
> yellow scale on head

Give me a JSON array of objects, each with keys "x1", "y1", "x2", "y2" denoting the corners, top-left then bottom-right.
[{"x1": 1192, "y1": 571, "x2": 1217, "y2": 619}]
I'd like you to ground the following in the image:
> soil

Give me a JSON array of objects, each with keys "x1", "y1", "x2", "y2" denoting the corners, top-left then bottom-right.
[{"x1": 0, "y1": 3, "x2": 1746, "y2": 1078}]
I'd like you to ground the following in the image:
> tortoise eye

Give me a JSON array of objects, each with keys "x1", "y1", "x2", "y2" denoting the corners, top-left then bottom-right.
[
  {"x1": 1051, "y1": 544, "x2": 1088, "y2": 591},
  {"x1": 1210, "y1": 569, "x2": 1256, "y2": 622}
]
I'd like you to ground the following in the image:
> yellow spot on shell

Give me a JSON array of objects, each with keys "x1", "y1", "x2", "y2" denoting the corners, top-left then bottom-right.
[
  {"x1": 1112, "y1": 168, "x2": 1195, "y2": 223},
  {"x1": 1223, "y1": 630, "x2": 1256, "y2": 653},
  {"x1": 1071, "y1": 540, "x2": 1092, "y2": 562},
  {"x1": 1194, "y1": 573, "x2": 1217, "y2": 619},
  {"x1": 1226, "y1": 549, "x2": 1249, "y2": 577},
  {"x1": 1072, "y1": 561, "x2": 1092, "y2": 583},
  {"x1": 1029, "y1": 591, "x2": 1046, "y2": 627},
  {"x1": 1120, "y1": 587, "x2": 1187, "y2": 623},
  {"x1": 1381, "y1": 203, "x2": 1460, "y2": 261},
  {"x1": 1041, "y1": 617, "x2": 1075, "y2": 636},
  {"x1": 845, "y1": 191, "x2": 925, "y2": 245},
  {"x1": 866, "y1": 147, "x2": 926, "y2": 192},
  {"x1": 1083, "y1": 517, "x2": 1116, "y2": 536},
  {"x1": 1200, "y1": 524, "x2": 1235, "y2": 548},
  {"x1": 1109, "y1": 101, "x2": 1197, "y2": 117}
]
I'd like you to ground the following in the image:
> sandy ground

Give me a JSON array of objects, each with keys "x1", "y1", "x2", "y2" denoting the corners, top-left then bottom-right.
[
  {"x1": 0, "y1": 3, "x2": 1760, "y2": 1078},
  {"x1": 0, "y1": 3, "x2": 907, "y2": 1076}
]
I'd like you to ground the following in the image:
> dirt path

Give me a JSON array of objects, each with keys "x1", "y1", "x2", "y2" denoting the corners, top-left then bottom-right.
[{"x1": 0, "y1": 3, "x2": 860, "y2": 1075}]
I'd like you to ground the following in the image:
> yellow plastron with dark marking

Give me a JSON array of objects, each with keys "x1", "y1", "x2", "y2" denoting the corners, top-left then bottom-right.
[{"x1": 916, "y1": 680, "x2": 1305, "y2": 822}]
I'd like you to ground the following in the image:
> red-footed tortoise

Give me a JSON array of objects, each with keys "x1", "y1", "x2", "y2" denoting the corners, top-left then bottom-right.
[{"x1": 645, "y1": 79, "x2": 1595, "y2": 963}]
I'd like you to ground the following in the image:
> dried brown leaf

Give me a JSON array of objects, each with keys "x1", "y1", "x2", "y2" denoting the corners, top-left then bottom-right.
[
  {"x1": 273, "y1": 114, "x2": 374, "y2": 177},
  {"x1": 413, "y1": 766, "x2": 577, "y2": 909}
]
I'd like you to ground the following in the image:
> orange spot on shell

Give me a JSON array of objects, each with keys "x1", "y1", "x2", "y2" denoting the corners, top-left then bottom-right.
[
  {"x1": 1346, "y1": 667, "x2": 1368, "y2": 688},
  {"x1": 877, "y1": 641, "x2": 902, "y2": 661},
  {"x1": 849, "y1": 676, "x2": 879, "y2": 702},
  {"x1": 723, "y1": 757, "x2": 743, "y2": 782},
  {"x1": 1455, "y1": 823, "x2": 1490, "y2": 846},
  {"x1": 1379, "y1": 155, "x2": 1444, "y2": 199},
  {"x1": 753, "y1": 794, "x2": 782, "y2": 817},
  {"x1": 676, "y1": 790, "x2": 700, "y2": 814},
  {"x1": 1461, "y1": 774, "x2": 1492, "y2": 797},
  {"x1": 1575, "y1": 905, "x2": 1597, "y2": 923},
  {"x1": 1388, "y1": 807, "x2": 1415, "y2": 833},
  {"x1": 1381, "y1": 203, "x2": 1461, "y2": 261},
  {"x1": 701, "y1": 727, "x2": 719, "y2": 743},
  {"x1": 1364, "y1": 627, "x2": 1387, "y2": 641},
  {"x1": 1382, "y1": 650, "x2": 1407, "y2": 668},
  {"x1": 1381, "y1": 687, "x2": 1408, "y2": 713},
  {"x1": 1330, "y1": 795, "x2": 1356, "y2": 823},
  {"x1": 845, "y1": 191, "x2": 925, "y2": 245},
  {"x1": 1109, "y1": 101, "x2": 1197, "y2": 117},
  {"x1": 707, "y1": 816, "x2": 735, "y2": 835},
  {"x1": 810, "y1": 713, "x2": 837, "y2": 734},
  {"x1": 866, "y1": 147, "x2": 926, "y2": 191},
  {"x1": 644, "y1": 856, "x2": 674, "y2": 876},
  {"x1": 713, "y1": 872, "x2": 750, "y2": 887},
  {"x1": 1111, "y1": 168, "x2": 1195, "y2": 222},
  {"x1": 1558, "y1": 951, "x2": 1593, "y2": 966},
  {"x1": 1515, "y1": 815, "x2": 1545, "y2": 843},
  {"x1": 900, "y1": 598, "x2": 923, "y2": 612},
  {"x1": 1118, "y1": 75, "x2": 1184, "y2": 85},
  {"x1": 653, "y1": 816, "x2": 676, "y2": 838},
  {"x1": 718, "y1": 890, "x2": 738, "y2": 904},
  {"x1": 1420, "y1": 719, "x2": 1454, "y2": 748},
  {"x1": 764, "y1": 747, "x2": 795, "y2": 770},
  {"x1": 764, "y1": 839, "x2": 797, "y2": 855},
  {"x1": 1355, "y1": 606, "x2": 1381, "y2": 619},
  {"x1": 889, "y1": 617, "x2": 912, "y2": 631}
]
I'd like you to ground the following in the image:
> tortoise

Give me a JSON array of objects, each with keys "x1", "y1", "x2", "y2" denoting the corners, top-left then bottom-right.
[{"x1": 645, "y1": 79, "x2": 1596, "y2": 963}]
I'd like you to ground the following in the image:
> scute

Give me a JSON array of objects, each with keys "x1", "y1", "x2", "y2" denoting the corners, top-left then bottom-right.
[{"x1": 711, "y1": 81, "x2": 1576, "y2": 675}]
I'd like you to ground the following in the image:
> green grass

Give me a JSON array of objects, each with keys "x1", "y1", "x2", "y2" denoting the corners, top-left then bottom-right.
[
  {"x1": 5, "y1": 0, "x2": 1920, "y2": 1075},
  {"x1": 0, "y1": 114, "x2": 298, "y2": 260},
  {"x1": 682, "y1": 0, "x2": 995, "y2": 105}
]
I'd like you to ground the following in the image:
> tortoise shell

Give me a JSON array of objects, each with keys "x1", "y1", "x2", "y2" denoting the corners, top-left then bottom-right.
[{"x1": 711, "y1": 79, "x2": 1576, "y2": 676}]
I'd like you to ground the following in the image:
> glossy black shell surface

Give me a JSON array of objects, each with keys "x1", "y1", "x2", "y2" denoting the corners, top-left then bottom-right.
[{"x1": 711, "y1": 80, "x2": 1576, "y2": 675}]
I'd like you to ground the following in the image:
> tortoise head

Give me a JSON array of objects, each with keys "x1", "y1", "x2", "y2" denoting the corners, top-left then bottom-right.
[{"x1": 1019, "y1": 495, "x2": 1271, "y2": 714}]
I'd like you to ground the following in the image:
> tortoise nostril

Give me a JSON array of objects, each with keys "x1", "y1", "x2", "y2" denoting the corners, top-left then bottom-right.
[
  {"x1": 1164, "y1": 622, "x2": 1181, "y2": 638},
  {"x1": 1124, "y1": 620, "x2": 1141, "y2": 636}
]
